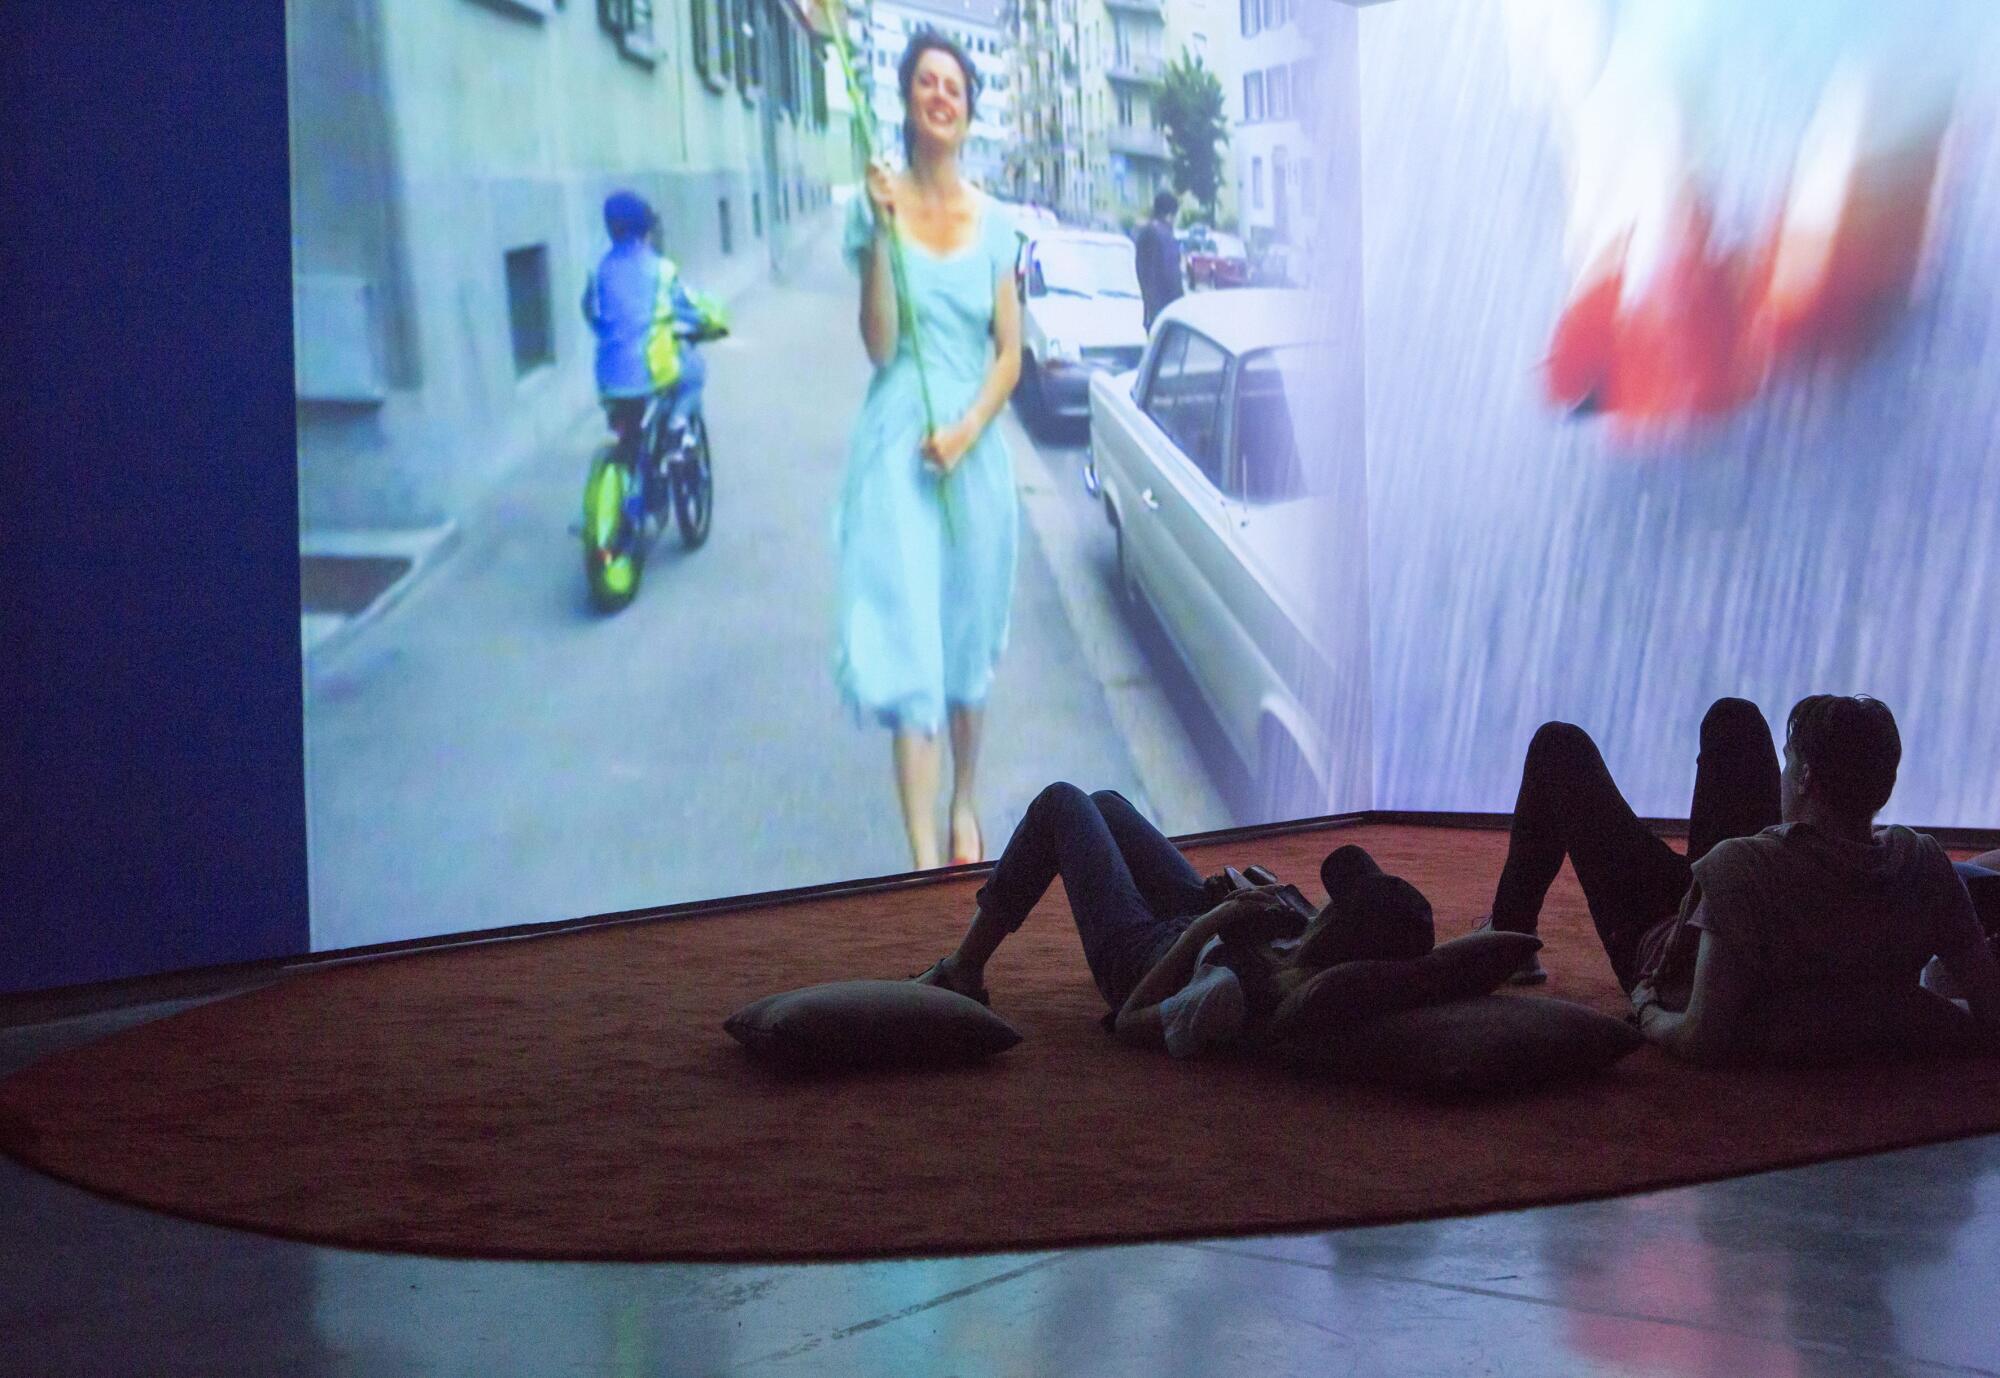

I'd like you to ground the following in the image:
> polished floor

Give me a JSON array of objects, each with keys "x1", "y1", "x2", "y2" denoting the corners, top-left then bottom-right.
[{"x1": 5, "y1": 995, "x2": 1998, "y2": 1378}]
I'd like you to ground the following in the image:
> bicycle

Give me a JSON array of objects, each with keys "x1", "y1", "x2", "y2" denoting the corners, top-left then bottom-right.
[{"x1": 580, "y1": 323, "x2": 723, "y2": 612}]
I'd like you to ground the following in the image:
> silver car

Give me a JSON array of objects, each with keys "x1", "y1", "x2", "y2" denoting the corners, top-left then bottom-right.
[{"x1": 1086, "y1": 289, "x2": 1336, "y2": 816}]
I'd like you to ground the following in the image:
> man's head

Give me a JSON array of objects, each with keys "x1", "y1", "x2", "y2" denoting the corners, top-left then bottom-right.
[
  {"x1": 603, "y1": 190, "x2": 655, "y2": 244},
  {"x1": 1152, "y1": 190, "x2": 1179, "y2": 222},
  {"x1": 1782, "y1": 694, "x2": 1901, "y2": 824}
]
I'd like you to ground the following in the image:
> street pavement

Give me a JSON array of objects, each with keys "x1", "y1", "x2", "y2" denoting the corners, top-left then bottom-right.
[{"x1": 303, "y1": 222, "x2": 1232, "y2": 952}]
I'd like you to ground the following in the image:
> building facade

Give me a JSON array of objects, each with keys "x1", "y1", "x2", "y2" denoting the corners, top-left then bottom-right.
[
  {"x1": 1223, "y1": 0, "x2": 1320, "y2": 249},
  {"x1": 290, "y1": 0, "x2": 847, "y2": 532}
]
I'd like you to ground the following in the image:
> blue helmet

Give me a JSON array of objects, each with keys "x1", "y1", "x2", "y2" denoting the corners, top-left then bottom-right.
[{"x1": 603, "y1": 190, "x2": 654, "y2": 243}]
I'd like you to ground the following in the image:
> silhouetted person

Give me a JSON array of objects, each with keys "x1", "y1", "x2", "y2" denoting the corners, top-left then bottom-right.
[
  {"x1": 1135, "y1": 190, "x2": 1184, "y2": 332},
  {"x1": 1480, "y1": 695, "x2": 2000, "y2": 1063}
]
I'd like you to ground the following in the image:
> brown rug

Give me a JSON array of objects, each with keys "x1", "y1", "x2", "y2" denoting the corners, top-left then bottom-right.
[{"x1": 3, "y1": 824, "x2": 1997, "y2": 1262}]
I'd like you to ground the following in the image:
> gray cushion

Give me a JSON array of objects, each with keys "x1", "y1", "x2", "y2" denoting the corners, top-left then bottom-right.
[
  {"x1": 1268, "y1": 930, "x2": 1545, "y2": 1043},
  {"x1": 725, "y1": 980, "x2": 1022, "y2": 1071},
  {"x1": 1279, "y1": 994, "x2": 1643, "y2": 1096}
]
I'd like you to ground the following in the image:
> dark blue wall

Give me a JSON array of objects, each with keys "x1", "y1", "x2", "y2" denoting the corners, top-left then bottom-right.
[{"x1": 1, "y1": 3, "x2": 308, "y2": 994}]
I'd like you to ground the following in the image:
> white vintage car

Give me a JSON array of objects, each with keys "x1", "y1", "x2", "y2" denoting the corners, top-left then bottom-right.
[
  {"x1": 1086, "y1": 289, "x2": 1335, "y2": 816},
  {"x1": 1013, "y1": 229, "x2": 1148, "y2": 428}
]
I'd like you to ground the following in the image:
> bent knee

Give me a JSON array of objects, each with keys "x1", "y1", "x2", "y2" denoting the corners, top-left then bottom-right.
[{"x1": 1528, "y1": 721, "x2": 1593, "y2": 759}]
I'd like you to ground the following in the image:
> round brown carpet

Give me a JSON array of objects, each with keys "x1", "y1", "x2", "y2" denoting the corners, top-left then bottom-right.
[{"x1": 3, "y1": 824, "x2": 1998, "y2": 1262}]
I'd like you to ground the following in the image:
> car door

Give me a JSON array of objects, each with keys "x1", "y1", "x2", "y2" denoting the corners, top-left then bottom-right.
[
  {"x1": 1136, "y1": 328, "x2": 1245, "y2": 737},
  {"x1": 1209, "y1": 347, "x2": 1322, "y2": 780}
]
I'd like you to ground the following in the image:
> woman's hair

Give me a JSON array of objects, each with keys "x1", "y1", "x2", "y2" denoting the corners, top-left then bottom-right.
[
  {"x1": 1786, "y1": 694, "x2": 1901, "y2": 817},
  {"x1": 897, "y1": 29, "x2": 980, "y2": 165}
]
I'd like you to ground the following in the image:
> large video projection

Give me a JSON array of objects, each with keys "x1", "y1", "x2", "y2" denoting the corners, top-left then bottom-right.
[
  {"x1": 292, "y1": 0, "x2": 1998, "y2": 959},
  {"x1": 1340, "y1": 0, "x2": 2000, "y2": 825},
  {"x1": 291, "y1": 0, "x2": 1348, "y2": 952}
]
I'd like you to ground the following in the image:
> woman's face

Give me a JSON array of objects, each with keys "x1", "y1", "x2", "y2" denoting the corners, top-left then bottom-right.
[{"x1": 908, "y1": 48, "x2": 970, "y2": 155}]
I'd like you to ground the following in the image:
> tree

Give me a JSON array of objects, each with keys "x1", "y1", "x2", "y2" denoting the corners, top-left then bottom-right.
[{"x1": 1156, "y1": 51, "x2": 1229, "y2": 219}]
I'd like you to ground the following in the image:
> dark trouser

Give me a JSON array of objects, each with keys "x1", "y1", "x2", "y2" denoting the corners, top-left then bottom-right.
[
  {"x1": 975, "y1": 783, "x2": 1208, "y2": 1010},
  {"x1": 1489, "y1": 697, "x2": 1782, "y2": 991}
]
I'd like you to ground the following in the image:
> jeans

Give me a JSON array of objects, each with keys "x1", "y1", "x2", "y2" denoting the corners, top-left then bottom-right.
[
  {"x1": 975, "y1": 783, "x2": 1209, "y2": 1011},
  {"x1": 1489, "y1": 697, "x2": 1782, "y2": 991}
]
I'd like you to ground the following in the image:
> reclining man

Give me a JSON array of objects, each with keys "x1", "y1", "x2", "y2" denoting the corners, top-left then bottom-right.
[{"x1": 1480, "y1": 695, "x2": 2000, "y2": 1063}]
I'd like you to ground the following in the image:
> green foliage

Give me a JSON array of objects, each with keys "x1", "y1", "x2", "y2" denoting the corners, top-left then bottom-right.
[{"x1": 1156, "y1": 50, "x2": 1229, "y2": 218}]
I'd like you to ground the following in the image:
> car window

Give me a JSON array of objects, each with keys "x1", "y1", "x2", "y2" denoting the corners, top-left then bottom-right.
[
  {"x1": 1232, "y1": 348, "x2": 1308, "y2": 504},
  {"x1": 1143, "y1": 327, "x2": 1229, "y2": 488},
  {"x1": 1037, "y1": 239, "x2": 1141, "y2": 298}
]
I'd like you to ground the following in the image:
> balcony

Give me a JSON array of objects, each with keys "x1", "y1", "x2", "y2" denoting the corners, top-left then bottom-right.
[
  {"x1": 1106, "y1": 55, "x2": 1165, "y2": 86},
  {"x1": 1104, "y1": 0, "x2": 1165, "y2": 14},
  {"x1": 1107, "y1": 125, "x2": 1169, "y2": 161}
]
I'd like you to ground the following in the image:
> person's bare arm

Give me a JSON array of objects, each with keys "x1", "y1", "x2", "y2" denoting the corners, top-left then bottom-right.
[
  {"x1": 920, "y1": 257, "x2": 1024, "y2": 473},
  {"x1": 1113, "y1": 891, "x2": 1288, "y2": 1047},
  {"x1": 858, "y1": 161, "x2": 899, "y2": 368},
  {"x1": 1632, "y1": 920, "x2": 1752, "y2": 1065}
]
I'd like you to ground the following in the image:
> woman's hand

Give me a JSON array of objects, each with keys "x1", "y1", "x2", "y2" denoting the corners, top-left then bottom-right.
[
  {"x1": 921, "y1": 416, "x2": 979, "y2": 474},
  {"x1": 865, "y1": 157, "x2": 898, "y2": 225}
]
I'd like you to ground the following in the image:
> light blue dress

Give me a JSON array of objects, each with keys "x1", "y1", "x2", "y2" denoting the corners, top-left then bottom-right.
[{"x1": 835, "y1": 191, "x2": 1020, "y2": 734}]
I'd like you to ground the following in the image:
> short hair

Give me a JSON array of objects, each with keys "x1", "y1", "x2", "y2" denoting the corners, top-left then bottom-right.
[
  {"x1": 1152, "y1": 190, "x2": 1179, "y2": 219},
  {"x1": 1785, "y1": 694, "x2": 1901, "y2": 817},
  {"x1": 602, "y1": 189, "x2": 654, "y2": 244},
  {"x1": 897, "y1": 30, "x2": 980, "y2": 165}
]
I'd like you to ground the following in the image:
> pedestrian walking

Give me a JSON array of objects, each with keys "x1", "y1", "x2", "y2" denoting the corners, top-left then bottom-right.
[
  {"x1": 1135, "y1": 190, "x2": 1184, "y2": 331},
  {"x1": 836, "y1": 30, "x2": 1024, "y2": 872}
]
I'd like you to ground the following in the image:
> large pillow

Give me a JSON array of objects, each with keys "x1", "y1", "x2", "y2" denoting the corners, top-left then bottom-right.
[
  {"x1": 1736, "y1": 983, "x2": 1994, "y2": 1067},
  {"x1": 1268, "y1": 931, "x2": 1545, "y2": 1044},
  {"x1": 1278, "y1": 995, "x2": 1643, "y2": 1096},
  {"x1": 724, "y1": 980, "x2": 1023, "y2": 1071}
]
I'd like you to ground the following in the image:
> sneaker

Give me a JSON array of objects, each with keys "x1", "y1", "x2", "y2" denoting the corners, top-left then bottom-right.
[
  {"x1": 1471, "y1": 913, "x2": 1548, "y2": 985},
  {"x1": 911, "y1": 956, "x2": 990, "y2": 1007}
]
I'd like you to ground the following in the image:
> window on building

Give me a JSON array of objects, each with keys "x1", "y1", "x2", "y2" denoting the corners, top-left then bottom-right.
[
  {"x1": 1251, "y1": 157, "x2": 1264, "y2": 209},
  {"x1": 504, "y1": 245, "x2": 553, "y2": 376},
  {"x1": 1116, "y1": 89, "x2": 1135, "y2": 126},
  {"x1": 1240, "y1": 0, "x2": 1257, "y2": 39},
  {"x1": 1244, "y1": 71, "x2": 1264, "y2": 123},
  {"x1": 752, "y1": 190, "x2": 763, "y2": 238},
  {"x1": 1266, "y1": 65, "x2": 1288, "y2": 121},
  {"x1": 598, "y1": 0, "x2": 657, "y2": 62},
  {"x1": 1292, "y1": 58, "x2": 1313, "y2": 126},
  {"x1": 719, "y1": 198, "x2": 733, "y2": 255}
]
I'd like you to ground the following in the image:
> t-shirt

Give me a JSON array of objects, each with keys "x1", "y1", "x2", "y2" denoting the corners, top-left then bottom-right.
[
  {"x1": 1636, "y1": 823, "x2": 1986, "y2": 1010},
  {"x1": 1157, "y1": 936, "x2": 1247, "y2": 1059}
]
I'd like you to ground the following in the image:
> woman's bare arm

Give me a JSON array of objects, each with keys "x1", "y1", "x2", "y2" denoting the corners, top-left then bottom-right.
[
  {"x1": 858, "y1": 162, "x2": 900, "y2": 367},
  {"x1": 921, "y1": 263, "x2": 1024, "y2": 470}
]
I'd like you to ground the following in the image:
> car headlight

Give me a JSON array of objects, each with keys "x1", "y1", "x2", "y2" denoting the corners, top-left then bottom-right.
[{"x1": 1046, "y1": 337, "x2": 1078, "y2": 364}]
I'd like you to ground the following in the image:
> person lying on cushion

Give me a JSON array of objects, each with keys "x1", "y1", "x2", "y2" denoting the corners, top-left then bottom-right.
[
  {"x1": 912, "y1": 782, "x2": 1432, "y2": 1057},
  {"x1": 1474, "y1": 694, "x2": 2000, "y2": 1064}
]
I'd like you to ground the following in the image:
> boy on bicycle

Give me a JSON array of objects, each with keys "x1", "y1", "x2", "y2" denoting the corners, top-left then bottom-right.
[{"x1": 582, "y1": 190, "x2": 725, "y2": 464}]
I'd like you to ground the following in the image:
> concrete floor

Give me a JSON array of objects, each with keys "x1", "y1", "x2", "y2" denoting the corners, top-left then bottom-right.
[{"x1": 5, "y1": 995, "x2": 1999, "y2": 1378}]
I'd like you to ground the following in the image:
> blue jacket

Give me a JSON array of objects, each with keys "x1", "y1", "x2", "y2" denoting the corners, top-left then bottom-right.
[{"x1": 582, "y1": 241, "x2": 708, "y2": 398}]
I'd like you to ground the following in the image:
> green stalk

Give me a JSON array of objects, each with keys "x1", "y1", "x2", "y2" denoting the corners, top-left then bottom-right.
[{"x1": 821, "y1": 0, "x2": 962, "y2": 543}]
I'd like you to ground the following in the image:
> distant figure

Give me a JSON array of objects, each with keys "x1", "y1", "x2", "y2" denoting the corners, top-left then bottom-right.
[
  {"x1": 1477, "y1": 694, "x2": 2000, "y2": 1064},
  {"x1": 582, "y1": 191, "x2": 718, "y2": 444},
  {"x1": 1135, "y1": 190, "x2": 1184, "y2": 331}
]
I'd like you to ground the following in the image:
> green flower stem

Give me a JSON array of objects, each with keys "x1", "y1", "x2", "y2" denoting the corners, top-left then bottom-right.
[{"x1": 823, "y1": 0, "x2": 961, "y2": 544}]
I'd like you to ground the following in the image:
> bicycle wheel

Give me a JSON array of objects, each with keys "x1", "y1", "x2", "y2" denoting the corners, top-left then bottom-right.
[
  {"x1": 582, "y1": 447, "x2": 643, "y2": 612},
  {"x1": 673, "y1": 415, "x2": 713, "y2": 549}
]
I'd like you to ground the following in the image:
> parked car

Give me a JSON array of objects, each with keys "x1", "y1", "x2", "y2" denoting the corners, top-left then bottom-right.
[
  {"x1": 1251, "y1": 242, "x2": 1309, "y2": 288},
  {"x1": 1085, "y1": 289, "x2": 1333, "y2": 814},
  {"x1": 1013, "y1": 229, "x2": 1148, "y2": 428},
  {"x1": 1185, "y1": 230, "x2": 1248, "y2": 289}
]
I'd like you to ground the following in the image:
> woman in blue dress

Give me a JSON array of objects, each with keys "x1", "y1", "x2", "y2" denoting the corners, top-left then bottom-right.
[{"x1": 839, "y1": 31, "x2": 1022, "y2": 871}]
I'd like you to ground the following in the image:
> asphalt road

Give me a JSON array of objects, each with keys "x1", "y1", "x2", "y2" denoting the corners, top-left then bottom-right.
[{"x1": 302, "y1": 227, "x2": 1235, "y2": 952}]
